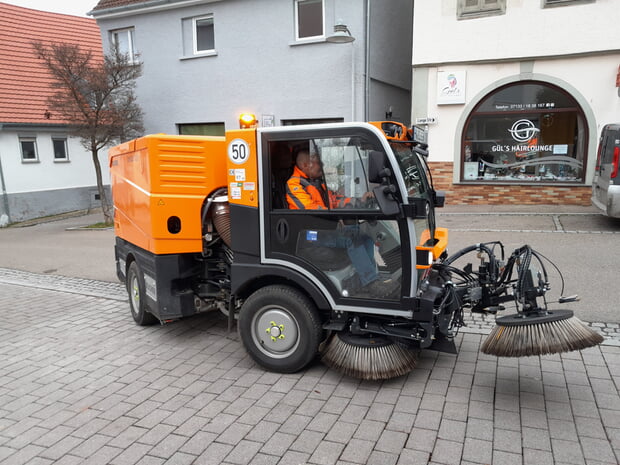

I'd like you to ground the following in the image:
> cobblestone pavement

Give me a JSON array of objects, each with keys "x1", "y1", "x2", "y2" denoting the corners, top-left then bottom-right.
[{"x1": 1, "y1": 270, "x2": 620, "y2": 465}]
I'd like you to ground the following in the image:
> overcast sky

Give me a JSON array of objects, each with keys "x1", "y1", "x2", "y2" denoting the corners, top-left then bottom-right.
[{"x1": 3, "y1": 0, "x2": 99, "y2": 17}]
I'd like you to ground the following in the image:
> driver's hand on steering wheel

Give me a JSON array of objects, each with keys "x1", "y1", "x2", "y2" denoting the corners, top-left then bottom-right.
[{"x1": 362, "y1": 191, "x2": 374, "y2": 201}]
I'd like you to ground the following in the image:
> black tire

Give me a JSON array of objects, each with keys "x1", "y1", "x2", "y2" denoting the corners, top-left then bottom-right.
[
  {"x1": 127, "y1": 261, "x2": 158, "y2": 326},
  {"x1": 238, "y1": 285, "x2": 322, "y2": 373}
]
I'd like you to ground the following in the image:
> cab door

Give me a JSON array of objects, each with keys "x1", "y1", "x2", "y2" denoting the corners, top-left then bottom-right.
[{"x1": 260, "y1": 125, "x2": 409, "y2": 307}]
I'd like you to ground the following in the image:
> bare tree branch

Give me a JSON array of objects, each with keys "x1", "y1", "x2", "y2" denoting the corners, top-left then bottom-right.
[{"x1": 33, "y1": 41, "x2": 144, "y2": 224}]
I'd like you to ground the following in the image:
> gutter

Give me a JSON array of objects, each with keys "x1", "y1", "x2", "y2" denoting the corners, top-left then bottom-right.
[{"x1": 88, "y1": 0, "x2": 219, "y2": 19}]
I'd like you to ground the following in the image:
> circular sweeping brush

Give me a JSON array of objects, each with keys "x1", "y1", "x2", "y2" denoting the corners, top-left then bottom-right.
[
  {"x1": 321, "y1": 332, "x2": 419, "y2": 380},
  {"x1": 481, "y1": 309, "x2": 604, "y2": 357}
]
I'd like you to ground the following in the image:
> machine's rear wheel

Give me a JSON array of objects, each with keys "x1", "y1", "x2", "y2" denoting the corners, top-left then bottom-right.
[
  {"x1": 238, "y1": 285, "x2": 321, "y2": 373},
  {"x1": 127, "y1": 261, "x2": 158, "y2": 326}
]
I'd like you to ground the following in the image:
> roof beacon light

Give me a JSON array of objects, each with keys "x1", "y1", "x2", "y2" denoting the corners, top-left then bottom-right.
[{"x1": 239, "y1": 113, "x2": 258, "y2": 129}]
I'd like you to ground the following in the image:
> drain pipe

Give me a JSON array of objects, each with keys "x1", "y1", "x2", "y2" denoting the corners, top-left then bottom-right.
[
  {"x1": 364, "y1": 0, "x2": 370, "y2": 122},
  {"x1": 0, "y1": 124, "x2": 10, "y2": 223}
]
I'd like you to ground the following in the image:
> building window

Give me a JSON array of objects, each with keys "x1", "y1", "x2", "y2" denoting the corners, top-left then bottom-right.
[
  {"x1": 295, "y1": 0, "x2": 324, "y2": 40},
  {"x1": 20, "y1": 138, "x2": 38, "y2": 162},
  {"x1": 111, "y1": 28, "x2": 136, "y2": 62},
  {"x1": 194, "y1": 15, "x2": 215, "y2": 54},
  {"x1": 52, "y1": 138, "x2": 69, "y2": 161},
  {"x1": 461, "y1": 81, "x2": 586, "y2": 183},
  {"x1": 178, "y1": 123, "x2": 225, "y2": 136},
  {"x1": 457, "y1": 0, "x2": 506, "y2": 19},
  {"x1": 281, "y1": 117, "x2": 344, "y2": 126},
  {"x1": 542, "y1": 0, "x2": 595, "y2": 7}
]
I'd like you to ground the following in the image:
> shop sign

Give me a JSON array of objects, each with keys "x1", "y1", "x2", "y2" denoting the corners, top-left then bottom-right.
[
  {"x1": 490, "y1": 119, "x2": 552, "y2": 153},
  {"x1": 437, "y1": 71, "x2": 466, "y2": 105}
]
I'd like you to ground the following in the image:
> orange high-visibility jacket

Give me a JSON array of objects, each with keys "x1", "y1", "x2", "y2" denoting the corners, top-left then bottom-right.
[{"x1": 286, "y1": 166, "x2": 350, "y2": 210}]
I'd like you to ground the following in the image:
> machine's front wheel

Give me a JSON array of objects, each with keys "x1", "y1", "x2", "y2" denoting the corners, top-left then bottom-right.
[
  {"x1": 238, "y1": 285, "x2": 322, "y2": 373},
  {"x1": 127, "y1": 261, "x2": 158, "y2": 326}
]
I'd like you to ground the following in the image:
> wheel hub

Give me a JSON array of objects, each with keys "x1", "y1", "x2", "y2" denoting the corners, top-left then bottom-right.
[
  {"x1": 130, "y1": 277, "x2": 139, "y2": 308},
  {"x1": 253, "y1": 308, "x2": 299, "y2": 357},
  {"x1": 266, "y1": 321, "x2": 284, "y2": 340}
]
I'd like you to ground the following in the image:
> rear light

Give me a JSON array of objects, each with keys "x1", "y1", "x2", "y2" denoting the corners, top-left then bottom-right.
[{"x1": 612, "y1": 146, "x2": 619, "y2": 179}]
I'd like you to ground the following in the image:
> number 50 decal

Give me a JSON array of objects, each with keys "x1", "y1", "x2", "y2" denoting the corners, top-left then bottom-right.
[{"x1": 228, "y1": 139, "x2": 250, "y2": 165}]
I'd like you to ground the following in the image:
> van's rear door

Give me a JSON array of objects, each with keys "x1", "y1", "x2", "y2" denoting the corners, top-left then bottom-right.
[{"x1": 592, "y1": 124, "x2": 620, "y2": 216}]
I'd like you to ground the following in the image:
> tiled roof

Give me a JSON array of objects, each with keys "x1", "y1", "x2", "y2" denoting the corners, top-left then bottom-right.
[
  {"x1": 91, "y1": 0, "x2": 150, "y2": 12},
  {"x1": 0, "y1": 2, "x2": 103, "y2": 125}
]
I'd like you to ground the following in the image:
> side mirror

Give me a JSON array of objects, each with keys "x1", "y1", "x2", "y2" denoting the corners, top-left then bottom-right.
[
  {"x1": 372, "y1": 185, "x2": 401, "y2": 216},
  {"x1": 368, "y1": 150, "x2": 400, "y2": 216},
  {"x1": 433, "y1": 190, "x2": 445, "y2": 208},
  {"x1": 368, "y1": 150, "x2": 385, "y2": 184}
]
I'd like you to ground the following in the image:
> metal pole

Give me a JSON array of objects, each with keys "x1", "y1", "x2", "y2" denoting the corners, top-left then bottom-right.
[
  {"x1": 364, "y1": 0, "x2": 370, "y2": 122},
  {"x1": 351, "y1": 41, "x2": 355, "y2": 121}
]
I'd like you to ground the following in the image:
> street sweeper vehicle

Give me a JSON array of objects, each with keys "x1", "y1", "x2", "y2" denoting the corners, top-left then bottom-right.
[{"x1": 110, "y1": 118, "x2": 603, "y2": 380}]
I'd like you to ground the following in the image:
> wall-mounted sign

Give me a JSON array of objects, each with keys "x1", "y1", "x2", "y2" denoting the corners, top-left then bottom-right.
[
  {"x1": 262, "y1": 114, "x2": 275, "y2": 127},
  {"x1": 437, "y1": 71, "x2": 466, "y2": 105},
  {"x1": 415, "y1": 117, "x2": 437, "y2": 125}
]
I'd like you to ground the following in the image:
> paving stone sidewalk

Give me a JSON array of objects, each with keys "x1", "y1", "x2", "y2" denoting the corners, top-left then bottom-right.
[
  {"x1": 1, "y1": 273, "x2": 620, "y2": 464},
  {"x1": 2, "y1": 267, "x2": 619, "y2": 346}
]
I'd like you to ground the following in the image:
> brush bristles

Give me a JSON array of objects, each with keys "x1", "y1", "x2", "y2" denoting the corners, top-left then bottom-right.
[
  {"x1": 321, "y1": 335, "x2": 418, "y2": 380},
  {"x1": 481, "y1": 316, "x2": 604, "y2": 357}
]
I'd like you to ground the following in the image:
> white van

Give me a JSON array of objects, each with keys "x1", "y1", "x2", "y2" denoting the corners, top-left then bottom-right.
[{"x1": 592, "y1": 124, "x2": 620, "y2": 218}]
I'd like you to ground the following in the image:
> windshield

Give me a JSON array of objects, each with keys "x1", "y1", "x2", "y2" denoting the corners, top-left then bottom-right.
[{"x1": 390, "y1": 141, "x2": 436, "y2": 247}]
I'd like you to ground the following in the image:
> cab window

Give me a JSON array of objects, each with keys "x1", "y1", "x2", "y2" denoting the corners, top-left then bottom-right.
[{"x1": 270, "y1": 135, "x2": 384, "y2": 211}]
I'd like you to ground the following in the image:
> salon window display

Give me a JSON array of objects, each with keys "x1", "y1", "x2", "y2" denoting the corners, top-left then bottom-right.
[{"x1": 461, "y1": 82, "x2": 586, "y2": 183}]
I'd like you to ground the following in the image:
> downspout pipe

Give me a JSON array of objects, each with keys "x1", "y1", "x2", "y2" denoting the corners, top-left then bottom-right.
[
  {"x1": 364, "y1": 0, "x2": 370, "y2": 122},
  {"x1": 0, "y1": 124, "x2": 11, "y2": 223}
]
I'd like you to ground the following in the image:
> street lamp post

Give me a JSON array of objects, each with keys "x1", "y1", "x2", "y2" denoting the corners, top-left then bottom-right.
[{"x1": 326, "y1": 20, "x2": 356, "y2": 120}]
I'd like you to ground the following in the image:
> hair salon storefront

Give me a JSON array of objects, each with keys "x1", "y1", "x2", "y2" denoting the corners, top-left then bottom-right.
[
  {"x1": 415, "y1": 56, "x2": 618, "y2": 206},
  {"x1": 463, "y1": 82, "x2": 585, "y2": 184}
]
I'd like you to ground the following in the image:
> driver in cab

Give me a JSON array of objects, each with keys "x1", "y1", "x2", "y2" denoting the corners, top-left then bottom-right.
[
  {"x1": 285, "y1": 146, "x2": 397, "y2": 298},
  {"x1": 286, "y1": 148, "x2": 352, "y2": 210}
]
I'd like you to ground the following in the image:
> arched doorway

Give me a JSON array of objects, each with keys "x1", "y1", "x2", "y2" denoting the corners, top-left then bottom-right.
[{"x1": 461, "y1": 81, "x2": 587, "y2": 183}]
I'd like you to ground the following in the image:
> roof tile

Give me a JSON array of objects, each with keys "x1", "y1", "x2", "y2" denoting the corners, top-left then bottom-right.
[
  {"x1": 0, "y1": 2, "x2": 103, "y2": 125},
  {"x1": 92, "y1": 0, "x2": 150, "y2": 12}
]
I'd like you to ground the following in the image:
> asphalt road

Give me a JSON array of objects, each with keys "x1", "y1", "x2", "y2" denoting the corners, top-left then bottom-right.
[
  {"x1": 438, "y1": 206, "x2": 620, "y2": 324},
  {"x1": 0, "y1": 205, "x2": 618, "y2": 322},
  {"x1": 0, "y1": 212, "x2": 117, "y2": 282}
]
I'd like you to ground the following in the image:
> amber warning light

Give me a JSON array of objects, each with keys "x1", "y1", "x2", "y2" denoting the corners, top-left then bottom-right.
[{"x1": 239, "y1": 113, "x2": 258, "y2": 129}]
